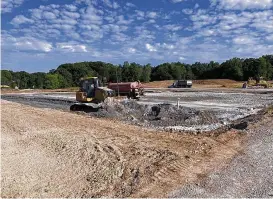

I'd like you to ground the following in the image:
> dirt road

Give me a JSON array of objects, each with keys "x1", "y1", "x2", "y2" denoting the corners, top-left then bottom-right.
[{"x1": 1, "y1": 100, "x2": 243, "y2": 198}]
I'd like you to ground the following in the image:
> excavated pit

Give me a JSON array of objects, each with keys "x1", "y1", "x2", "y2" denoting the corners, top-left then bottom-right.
[
  {"x1": 86, "y1": 100, "x2": 247, "y2": 133},
  {"x1": 2, "y1": 90, "x2": 273, "y2": 133}
]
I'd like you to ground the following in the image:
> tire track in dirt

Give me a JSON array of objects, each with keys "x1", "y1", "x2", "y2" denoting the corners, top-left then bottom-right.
[{"x1": 1, "y1": 101, "x2": 244, "y2": 198}]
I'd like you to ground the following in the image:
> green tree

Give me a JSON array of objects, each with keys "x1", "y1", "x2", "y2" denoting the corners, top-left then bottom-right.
[
  {"x1": 13, "y1": 71, "x2": 30, "y2": 89},
  {"x1": 1, "y1": 70, "x2": 13, "y2": 86},
  {"x1": 191, "y1": 62, "x2": 208, "y2": 79},
  {"x1": 185, "y1": 65, "x2": 195, "y2": 79},
  {"x1": 169, "y1": 62, "x2": 186, "y2": 80},
  {"x1": 44, "y1": 74, "x2": 60, "y2": 89},
  {"x1": 151, "y1": 63, "x2": 173, "y2": 81},
  {"x1": 55, "y1": 68, "x2": 73, "y2": 87},
  {"x1": 141, "y1": 64, "x2": 152, "y2": 82},
  {"x1": 221, "y1": 58, "x2": 243, "y2": 80},
  {"x1": 257, "y1": 57, "x2": 268, "y2": 79}
]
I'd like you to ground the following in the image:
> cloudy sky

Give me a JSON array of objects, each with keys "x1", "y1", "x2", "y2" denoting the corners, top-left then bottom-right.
[{"x1": 1, "y1": 0, "x2": 273, "y2": 72}]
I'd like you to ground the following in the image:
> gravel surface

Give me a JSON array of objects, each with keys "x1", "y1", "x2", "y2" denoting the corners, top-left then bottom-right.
[
  {"x1": 2, "y1": 91, "x2": 272, "y2": 133},
  {"x1": 169, "y1": 114, "x2": 273, "y2": 198},
  {"x1": 1, "y1": 94, "x2": 74, "y2": 110}
]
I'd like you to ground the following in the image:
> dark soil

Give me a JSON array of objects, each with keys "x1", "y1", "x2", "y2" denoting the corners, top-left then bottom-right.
[{"x1": 90, "y1": 100, "x2": 220, "y2": 128}]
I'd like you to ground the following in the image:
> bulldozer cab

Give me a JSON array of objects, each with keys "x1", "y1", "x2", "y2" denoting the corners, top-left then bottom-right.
[
  {"x1": 76, "y1": 77, "x2": 101, "y2": 102},
  {"x1": 76, "y1": 77, "x2": 115, "y2": 103},
  {"x1": 79, "y1": 77, "x2": 101, "y2": 98}
]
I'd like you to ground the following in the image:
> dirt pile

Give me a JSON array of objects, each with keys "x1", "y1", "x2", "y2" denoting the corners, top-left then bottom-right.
[
  {"x1": 88, "y1": 100, "x2": 220, "y2": 130},
  {"x1": 143, "y1": 79, "x2": 241, "y2": 88},
  {"x1": 1, "y1": 100, "x2": 244, "y2": 198}
]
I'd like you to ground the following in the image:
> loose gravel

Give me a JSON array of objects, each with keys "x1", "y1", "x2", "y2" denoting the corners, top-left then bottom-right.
[
  {"x1": 2, "y1": 90, "x2": 273, "y2": 133},
  {"x1": 169, "y1": 115, "x2": 273, "y2": 198}
]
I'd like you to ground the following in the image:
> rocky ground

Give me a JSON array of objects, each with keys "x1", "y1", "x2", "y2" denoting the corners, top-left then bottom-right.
[
  {"x1": 170, "y1": 111, "x2": 273, "y2": 198},
  {"x1": 2, "y1": 90, "x2": 273, "y2": 133},
  {"x1": 1, "y1": 100, "x2": 244, "y2": 198},
  {"x1": 1, "y1": 88, "x2": 273, "y2": 198}
]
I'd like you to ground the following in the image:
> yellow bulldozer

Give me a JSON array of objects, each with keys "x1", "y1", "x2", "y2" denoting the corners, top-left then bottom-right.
[
  {"x1": 70, "y1": 77, "x2": 115, "y2": 111},
  {"x1": 243, "y1": 76, "x2": 271, "y2": 88}
]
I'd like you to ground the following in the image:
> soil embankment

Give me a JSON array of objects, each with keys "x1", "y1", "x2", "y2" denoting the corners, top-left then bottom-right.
[{"x1": 1, "y1": 100, "x2": 244, "y2": 198}]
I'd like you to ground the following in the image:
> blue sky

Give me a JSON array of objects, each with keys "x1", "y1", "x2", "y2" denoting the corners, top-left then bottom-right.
[{"x1": 1, "y1": 0, "x2": 273, "y2": 72}]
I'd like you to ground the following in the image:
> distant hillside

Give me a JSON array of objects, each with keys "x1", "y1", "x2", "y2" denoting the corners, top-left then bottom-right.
[{"x1": 1, "y1": 55, "x2": 272, "y2": 89}]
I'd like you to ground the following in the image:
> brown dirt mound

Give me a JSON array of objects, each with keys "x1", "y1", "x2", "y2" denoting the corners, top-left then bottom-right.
[
  {"x1": 1, "y1": 101, "x2": 244, "y2": 198},
  {"x1": 143, "y1": 79, "x2": 242, "y2": 88}
]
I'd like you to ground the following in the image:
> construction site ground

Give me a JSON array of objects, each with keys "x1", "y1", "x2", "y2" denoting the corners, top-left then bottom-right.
[{"x1": 1, "y1": 87, "x2": 273, "y2": 197}]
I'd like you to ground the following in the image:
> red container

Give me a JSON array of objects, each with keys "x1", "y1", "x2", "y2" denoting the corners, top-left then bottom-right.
[{"x1": 108, "y1": 82, "x2": 142, "y2": 92}]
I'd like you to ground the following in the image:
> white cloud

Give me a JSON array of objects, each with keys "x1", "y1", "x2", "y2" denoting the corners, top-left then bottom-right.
[
  {"x1": 30, "y1": 8, "x2": 43, "y2": 19},
  {"x1": 113, "y1": 1, "x2": 119, "y2": 9},
  {"x1": 145, "y1": 43, "x2": 157, "y2": 52},
  {"x1": 63, "y1": 11, "x2": 81, "y2": 19},
  {"x1": 3, "y1": 0, "x2": 273, "y2": 68},
  {"x1": 43, "y1": 11, "x2": 57, "y2": 20},
  {"x1": 102, "y1": 0, "x2": 119, "y2": 9},
  {"x1": 44, "y1": 29, "x2": 61, "y2": 37},
  {"x1": 81, "y1": 5, "x2": 103, "y2": 25},
  {"x1": 1, "y1": 0, "x2": 24, "y2": 13},
  {"x1": 64, "y1": 4, "x2": 77, "y2": 11},
  {"x1": 182, "y1": 9, "x2": 193, "y2": 15},
  {"x1": 194, "y1": 3, "x2": 200, "y2": 9},
  {"x1": 79, "y1": 24, "x2": 100, "y2": 30},
  {"x1": 171, "y1": 0, "x2": 184, "y2": 3},
  {"x1": 233, "y1": 44, "x2": 273, "y2": 58},
  {"x1": 135, "y1": 10, "x2": 145, "y2": 20},
  {"x1": 190, "y1": 11, "x2": 218, "y2": 30},
  {"x1": 146, "y1": 11, "x2": 157, "y2": 18},
  {"x1": 210, "y1": 0, "x2": 273, "y2": 10},
  {"x1": 266, "y1": 34, "x2": 273, "y2": 41},
  {"x1": 56, "y1": 43, "x2": 88, "y2": 52},
  {"x1": 11, "y1": 15, "x2": 34, "y2": 25},
  {"x1": 111, "y1": 32, "x2": 130, "y2": 42},
  {"x1": 7, "y1": 36, "x2": 53, "y2": 52},
  {"x1": 179, "y1": 56, "x2": 185, "y2": 60},
  {"x1": 102, "y1": 0, "x2": 112, "y2": 8},
  {"x1": 128, "y1": 48, "x2": 136, "y2": 53},
  {"x1": 147, "y1": 19, "x2": 156, "y2": 24},
  {"x1": 250, "y1": 11, "x2": 273, "y2": 32},
  {"x1": 116, "y1": 15, "x2": 133, "y2": 25},
  {"x1": 125, "y1": 2, "x2": 136, "y2": 7},
  {"x1": 164, "y1": 24, "x2": 182, "y2": 31},
  {"x1": 162, "y1": 43, "x2": 175, "y2": 49},
  {"x1": 233, "y1": 35, "x2": 257, "y2": 45}
]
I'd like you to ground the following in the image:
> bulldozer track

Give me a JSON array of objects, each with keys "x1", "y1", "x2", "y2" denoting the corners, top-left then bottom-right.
[{"x1": 153, "y1": 159, "x2": 191, "y2": 181}]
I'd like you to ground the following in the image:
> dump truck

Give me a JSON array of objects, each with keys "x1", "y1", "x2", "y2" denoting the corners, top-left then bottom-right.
[
  {"x1": 70, "y1": 77, "x2": 144, "y2": 112},
  {"x1": 108, "y1": 81, "x2": 144, "y2": 99},
  {"x1": 168, "y1": 80, "x2": 193, "y2": 88}
]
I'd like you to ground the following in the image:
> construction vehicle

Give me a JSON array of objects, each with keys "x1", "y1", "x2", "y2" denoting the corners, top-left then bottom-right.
[
  {"x1": 108, "y1": 81, "x2": 144, "y2": 99},
  {"x1": 168, "y1": 80, "x2": 192, "y2": 88},
  {"x1": 70, "y1": 77, "x2": 144, "y2": 112},
  {"x1": 243, "y1": 77, "x2": 271, "y2": 88},
  {"x1": 70, "y1": 77, "x2": 115, "y2": 111}
]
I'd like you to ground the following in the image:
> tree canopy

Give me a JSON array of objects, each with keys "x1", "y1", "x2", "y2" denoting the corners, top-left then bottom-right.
[{"x1": 1, "y1": 55, "x2": 272, "y2": 89}]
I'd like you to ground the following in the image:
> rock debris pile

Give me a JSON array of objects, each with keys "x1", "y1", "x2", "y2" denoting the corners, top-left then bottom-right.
[{"x1": 89, "y1": 100, "x2": 220, "y2": 131}]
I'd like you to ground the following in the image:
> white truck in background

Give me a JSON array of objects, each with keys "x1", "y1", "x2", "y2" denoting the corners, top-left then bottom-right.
[{"x1": 168, "y1": 80, "x2": 193, "y2": 88}]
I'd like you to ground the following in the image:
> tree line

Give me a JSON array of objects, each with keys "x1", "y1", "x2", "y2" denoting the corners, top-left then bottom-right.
[{"x1": 1, "y1": 55, "x2": 273, "y2": 89}]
